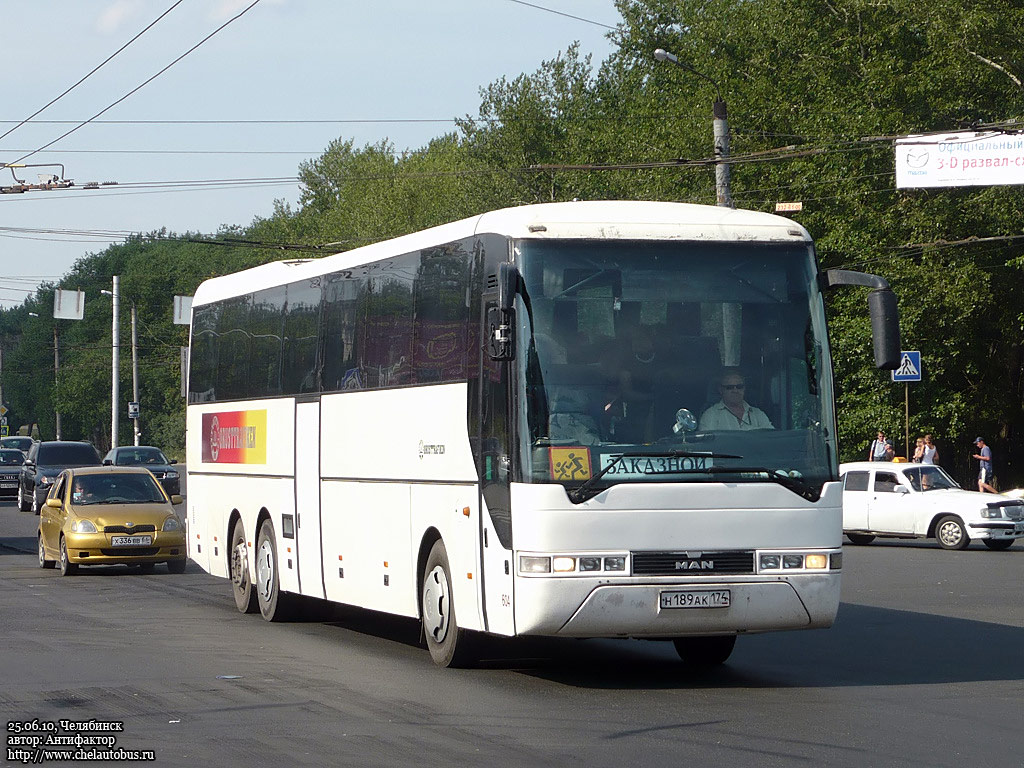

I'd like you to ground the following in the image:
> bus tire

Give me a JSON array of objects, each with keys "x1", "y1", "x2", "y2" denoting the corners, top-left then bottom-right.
[
  {"x1": 936, "y1": 515, "x2": 969, "y2": 550},
  {"x1": 229, "y1": 519, "x2": 258, "y2": 614},
  {"x1": 673, "y1": 635, "x2": 736, "y2": 666},
  {"x1": 421, "y1": 539, "x2": 473, "y2": 667},
  {"x1": 846, "y1": 533, "x2": 876, "y2": 545},
  {"x1": 255, "y1": 518, "x2": 294, "y2": 621}
]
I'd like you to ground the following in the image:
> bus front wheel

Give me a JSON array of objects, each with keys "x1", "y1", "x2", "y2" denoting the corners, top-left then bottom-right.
[
  {"x1": 255, "y1": 519, "x2": 294, "y2": 621},
  {"x1": 229, "y1": 519, "x2": 258, "y2": 614},
  {"x1": 421, "y1": 540, "x2": 473, "y2": 667},
  {"x1": 673, "y1": 635, "x2": 736, "y2": 666}
]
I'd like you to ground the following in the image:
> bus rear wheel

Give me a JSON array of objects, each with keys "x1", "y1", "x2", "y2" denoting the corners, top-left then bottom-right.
[
  {"x1": 421, "y1": 539, "x2": 473, "y2": 667},
  {"x1": 229, "y1": 519, "x2": 258, "y2": 614},
  {"x1": 255, "y1": 519, "x2": 294, "y2": 621},
  {"x1": 673, "y1": 635, "x2": 736, "y2": 666}
]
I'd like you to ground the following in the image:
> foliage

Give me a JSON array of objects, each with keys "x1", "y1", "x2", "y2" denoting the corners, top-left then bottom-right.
[{"x1": 2, "y1": 0, "x2": 1023, "y2": 483}]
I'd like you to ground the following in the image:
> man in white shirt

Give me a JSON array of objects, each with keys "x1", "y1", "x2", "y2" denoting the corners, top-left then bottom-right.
[{"x1": 698, "y1": 369, "x2": 774, "y2": 431}]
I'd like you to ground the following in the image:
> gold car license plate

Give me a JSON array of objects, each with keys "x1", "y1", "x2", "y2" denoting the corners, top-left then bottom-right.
[
  {"x1": 110, "y1": 535, "x2": 153, "y2": 547},
  {"x1": 660, "y1": 589, "x2": 731, "y2": 609}
]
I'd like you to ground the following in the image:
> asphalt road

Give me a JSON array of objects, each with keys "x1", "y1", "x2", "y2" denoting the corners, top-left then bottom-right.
[{"x1": 2, "y1": 498, "x2": 1023, "y2": 767}]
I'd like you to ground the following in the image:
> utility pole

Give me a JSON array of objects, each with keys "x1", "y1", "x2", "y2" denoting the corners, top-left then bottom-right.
[
  {"x1": 712, "y1": 99, "x2": 732, "y2": 208},
  {"x1": 131, "y1": 304, "x2": 140, "y2": 446},
  {"x1": 654, "y1": 48, "x2": 733, "y2": 208},
  {"x1": 53, "y1": 326, "x2": 61, "y2": 440},
  {"x1": 111, "y1": 276, "x2": 120, "y2": 449}
]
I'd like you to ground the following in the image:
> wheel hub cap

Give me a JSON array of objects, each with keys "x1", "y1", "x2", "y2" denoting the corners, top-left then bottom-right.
[
  {"x1": 939, "y1": 522, "x2": 961, "y2": 546},
  {"x1": 256, "y1": 539, "x2": 275, "y2": 601},
  {"x1": 231, "y1": 541, "x2": 248, "y2": 588},
  {"x1": 422, "y1": 565, "x2": 450, "y2": 643}
]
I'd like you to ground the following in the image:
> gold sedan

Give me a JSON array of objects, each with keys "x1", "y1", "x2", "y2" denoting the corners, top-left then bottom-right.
[{"x1": 37, "y1": 465, "x2": 186, "y2": 576}]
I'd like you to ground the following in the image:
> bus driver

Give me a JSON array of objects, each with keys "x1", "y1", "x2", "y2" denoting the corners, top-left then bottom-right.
[{"x1": 698, "y1": 368, "x2": 774, "y2": 431}]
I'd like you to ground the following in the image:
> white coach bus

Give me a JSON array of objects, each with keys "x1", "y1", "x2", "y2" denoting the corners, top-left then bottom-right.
[{"x1": 186, "y1": 201, "x2": 899, "y2": 667}]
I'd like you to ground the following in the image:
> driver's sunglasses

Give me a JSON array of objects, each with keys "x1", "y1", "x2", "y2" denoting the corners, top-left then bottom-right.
[{"x1": 721, "y1": 384, "x2": 745, "y2": 390}]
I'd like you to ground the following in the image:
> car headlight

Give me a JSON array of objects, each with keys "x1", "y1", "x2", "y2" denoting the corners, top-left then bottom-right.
[
  {"x1": 70, "y1": 519, "x2": 97, "y2": 533},
  {"x1": 981, "y1": 507, "x2": 1004, "y2": 519},
  {"x1": 162, "y1": 516, "x2": 182, "y2": 532},
  {"x1": 164, "y1": 470, "x2": 179, "y2": 479}
]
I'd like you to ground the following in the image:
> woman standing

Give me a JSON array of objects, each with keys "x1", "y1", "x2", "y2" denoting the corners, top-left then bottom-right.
[
  {"x1": 912, "y1": 437, "x2": 925, "y2": 463},
  {"x1": 921, "y1": 434, "x2": 939, "y2": 465}
]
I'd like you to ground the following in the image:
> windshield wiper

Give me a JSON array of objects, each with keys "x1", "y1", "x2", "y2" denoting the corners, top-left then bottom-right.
[
  {"x1": 702, "y1": 466, "x2": 821, "y2": 502},
  {"x1": 566, "y1": 450, "x2": 743, "y2": 504}
]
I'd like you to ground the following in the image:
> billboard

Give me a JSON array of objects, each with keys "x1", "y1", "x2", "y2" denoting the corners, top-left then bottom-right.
[{"x1": 896, "y1": 130, "x2": 1024, "y2": 189}]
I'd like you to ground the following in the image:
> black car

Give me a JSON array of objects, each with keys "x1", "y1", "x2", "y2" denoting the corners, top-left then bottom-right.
[
  {"x1": 102, "y1": 445, "x2": 180, "y2": 496},
  {"x1": 1, "y1": 436, "x2": 35, "y2": 455},
  {"x1": 0, "y1": 448, "x2": 25, "y2": 497},
  {"x1": 19, "y1": 441, "x2": 102, "y2": 514}
]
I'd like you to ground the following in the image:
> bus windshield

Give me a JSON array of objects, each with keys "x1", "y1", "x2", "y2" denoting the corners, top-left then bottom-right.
[{"x1": 515, "y1": 239, "x2": 836, "y2": 496}]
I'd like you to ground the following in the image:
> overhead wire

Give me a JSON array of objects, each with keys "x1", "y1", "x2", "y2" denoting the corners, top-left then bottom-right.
[
  {"x1": 0, "y1": 0, "x2": 185, "y2": 146},
  {"x1": 502, "y1": 0, "x2": 617, "y2": 30},
  {"x1": 8, "y1": 0, "x2": 263, "y2": 166}
]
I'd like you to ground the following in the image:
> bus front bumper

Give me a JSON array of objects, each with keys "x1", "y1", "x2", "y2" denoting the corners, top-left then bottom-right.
[{"x1": 514, "y1": 574, "x2": 840, "y2": 638}]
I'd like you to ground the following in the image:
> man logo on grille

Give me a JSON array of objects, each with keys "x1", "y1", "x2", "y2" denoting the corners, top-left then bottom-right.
[{"x1": 675, "y1": 560, "x2": 714, "y2": 570}]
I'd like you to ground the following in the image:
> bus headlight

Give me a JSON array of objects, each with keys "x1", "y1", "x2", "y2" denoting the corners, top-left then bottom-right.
[
  {"x1": 519, "y1": 556, "x2": 550, "y2": 573},
  {"x1": 518, "y1": 553, "x2": 628, "y2": 575},
  {"x1": 804, "y1": 554, "x2": 828, "y2": 569},
  {"x1": 758, "y1": 550, "x2": 839, "y2": 572}
]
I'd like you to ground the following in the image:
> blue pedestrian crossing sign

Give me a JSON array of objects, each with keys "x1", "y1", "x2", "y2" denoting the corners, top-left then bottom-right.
[{"x1": 892, "y1": 350, "x2": 922, "y2": 382}]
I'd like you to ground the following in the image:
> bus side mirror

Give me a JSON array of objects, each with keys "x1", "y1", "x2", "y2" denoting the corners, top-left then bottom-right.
[
  {"x1": 868, "y1": 288, "x2": 901, "y2": 370},
  {"x1": 498, "y1": 262, "x2": 518, "y2": 312},
  {"x1": 823, "y1": 269, "x2": 902, "y2": 370},
  {"x1": 488, "y1": 263, "x2": 519, "y2": 361}
]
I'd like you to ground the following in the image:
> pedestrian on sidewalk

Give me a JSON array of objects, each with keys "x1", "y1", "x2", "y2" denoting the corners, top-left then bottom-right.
[
  {"x1": 972, "y1": 437, "x2": 997, "y2": 493},
  {"x1": 868, "y1": 430, "x2": 894, "y2": 462}
]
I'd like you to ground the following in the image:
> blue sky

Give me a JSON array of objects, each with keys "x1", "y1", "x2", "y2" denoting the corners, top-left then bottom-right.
[{"x1": 0, "y1": 0, "x2": 620, "y2": 308}]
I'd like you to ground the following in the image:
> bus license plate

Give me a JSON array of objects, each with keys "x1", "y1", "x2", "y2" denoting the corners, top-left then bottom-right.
[
  {"x1": 660, "y1": 589, "x2": 731, "y2": 609},
  {"x1": 110, "y1": 535, "x2": 152, "y2": 547}
]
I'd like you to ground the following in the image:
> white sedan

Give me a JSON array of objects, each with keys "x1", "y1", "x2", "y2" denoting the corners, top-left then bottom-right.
[{"x1": 839, "y1": 461, "x2": 1024, "y2": 550}]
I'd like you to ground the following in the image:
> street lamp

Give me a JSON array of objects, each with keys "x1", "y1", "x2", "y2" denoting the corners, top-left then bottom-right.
[
  {"x1": 654, "y1": 48, "x2": 733, "y2": 208},
  {"x1": 101, "y1": 278, "x2": 120, "y2": 449}
]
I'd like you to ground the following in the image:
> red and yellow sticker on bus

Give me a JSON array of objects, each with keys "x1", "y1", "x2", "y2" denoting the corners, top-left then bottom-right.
[
  {"x1": 201, "y1": 410, "x2": 268, "y2": 464},
  {"x1": 549, "y1": 447, "x2": 592, "y2": 481}
]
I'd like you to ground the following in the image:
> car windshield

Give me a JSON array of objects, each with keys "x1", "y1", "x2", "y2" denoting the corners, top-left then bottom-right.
[
  {"x1": 115, "y1": 448, "x2": 169, "y2": 466},
  {"x1": 1, "y1": 437, "x2": 32, "y2": 451},
  {"x1": 37, "y1": 444, "x2": 101, "y2": 466},
  {"x1": 71, "y1": 473, "x2": 166, "y2": 505},
  {"x1": 515, "y1": 239, "x2": 836, "y2": 496},
  {"x1": 0, "y1": 449, "x2": 24, "y2": 465},
  {"x1": 904, "y1": 465, "x2": 959, "y2": 492}
]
